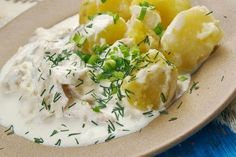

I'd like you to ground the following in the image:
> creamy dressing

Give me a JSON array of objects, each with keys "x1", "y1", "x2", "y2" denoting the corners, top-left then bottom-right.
[{"x1": 0, "y1": 15, "x2": 190, "y2": 147}]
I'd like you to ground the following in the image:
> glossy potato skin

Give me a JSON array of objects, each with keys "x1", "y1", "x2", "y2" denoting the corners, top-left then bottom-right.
[
  {"x1": 161, "y1": 6, "x2": 223, "y2": 74},
  {"x1": 79, "y1": 0, "x2": 132, "y2": 24},
  {"x1": 122, "y1": 50, "x2": 178, "y2": 111},
  {"x1": 131, "y1": 0, "x2": 191, "y2": 28}
]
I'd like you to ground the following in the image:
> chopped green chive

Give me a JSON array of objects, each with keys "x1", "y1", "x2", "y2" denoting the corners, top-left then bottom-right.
[
  {"x1": 153, "y1": 23, "x2": 164, "y2": 37},
  {"x1": 178, "y1": 75, "x2": 188, "y2": 82},
  {"x1": 138, "y1": 7, "x2": 147, "y2": 21},
  {"x1": 71, "y1": 34, "x2": 87, "y2": 47}
]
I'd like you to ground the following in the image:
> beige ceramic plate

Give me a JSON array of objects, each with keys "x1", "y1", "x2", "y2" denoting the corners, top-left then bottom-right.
[{"x1": 0, "y1": 0, "x2": 236, "y2": 156}]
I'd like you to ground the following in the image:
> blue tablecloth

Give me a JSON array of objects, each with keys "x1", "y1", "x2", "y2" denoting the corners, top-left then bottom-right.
[{"x1": 157, "y1": 122, "x2": 236, "y2": 157}]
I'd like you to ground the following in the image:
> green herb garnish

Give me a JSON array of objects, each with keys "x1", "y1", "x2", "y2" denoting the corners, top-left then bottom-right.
[
  {"x1": 105, "y1": 134, "x2": 115, "y2": 142},
  {"x1": 107, "y1": 120, "x2": 115, "y2": 133},
  {"x1": 190, "y1": 82, "x2": 199, "y2": 94},
  {"x1": 153, "y1": 23, "x2": 164, "y2": 37},
  {"x1": 50, "y1": 130, "x2": 59, "y2": 137},
  {"x1": 55, "y1": 139, "x2": 62, "y2": 146},
  {"x1": 71, "y1": 33, "x2": 87, "y2": 47},
  {"x1": 169, "y1": 117, "x2": 178, "y2": 122},
  {"x1": 4, "y1": 125, "x2": 14, "y2": 136},
  {"x1": 68, "y1": 133, "x2": 81, "y2": 137},
  {"x1": 53, "y1": 92, "x2": 62, "y2": 103},
  {"x1": 160, "y1": 92, "x2": 167, "y2": 103},
  {"x1": 112, "y1": 102, "x2": 124, "y2": 120},
  {"x1": 178, "y1": 75, "x2": 188, "y2": 82},
  {"x1": 34, "y1": 137, "x2": 44, "y2": 144}
]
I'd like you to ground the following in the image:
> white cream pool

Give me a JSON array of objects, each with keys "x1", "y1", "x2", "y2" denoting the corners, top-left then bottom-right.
[{"x1": 0, "y1": 15, "x2": 190, "y2": 147}]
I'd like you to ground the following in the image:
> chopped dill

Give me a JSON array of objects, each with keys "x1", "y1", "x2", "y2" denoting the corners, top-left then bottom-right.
[
  {"x1": 4, "y1": 125, "x2": 14, "y2": 135},
  {"x1": 68, "y1": 133, "x2": 81, "y2": 137},
  {"x1": 34, "y1": 137, "x2": 44, "y2": 144},
  {"x1": 91, "y1": 120, "x2": 98, "y2": 126},
  {"x1": 53, "y1": 92, "x2": 62, "y2": 103},
  {"x1": 169, "y1": 117, "x2": 178, "y2": 122},
  {"x1": 50, "y1": 130, "x2": 59, "y2": 137},
  {"x1": 177, "y1": 101, "x2": 183, "y2": 109},
  {"x1": 55, "y1": 139, "x2": 62, "y2": 146},
  {"x1": 190, "y1": 82, "x2": 200, "y2": 94},
  {"x1": 107, "y1": 120, "x2": 115, "y2": 133},
  {"x1": 105, "y1": 134, "x2": 115, "y2": 142},
  {"x1": 75, "y1": 138, "x2": 79, "y2": 145}
]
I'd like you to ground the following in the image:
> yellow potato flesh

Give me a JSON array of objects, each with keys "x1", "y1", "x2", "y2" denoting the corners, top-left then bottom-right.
[
  {"x1": 131, "y1": 0, "x2": 191, "y2": 28},
  {"x1": 126, "y1": 19, "x2": 159, "y2": 53},
  {"x1": 161, "y1": 6, "x2": 223, "y2": 74},
  {"x1": 122, "y1": 50, "x2": 178, "y2": 111},
  {"x1": 79, "y1": 0, "x2": 132, "y2": 24},
  {"x1": 80, "y1": 15, "x2": 127, "y2": 53}
]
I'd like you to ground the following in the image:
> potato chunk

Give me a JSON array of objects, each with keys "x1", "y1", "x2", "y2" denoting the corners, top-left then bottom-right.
[
  {"x1": 125, "y1": 5, "x2": 162, "y2": 53},
  {"x1": 161, "y1": 6, "x2": 223, "y2": 74},
  {"x1": 130, "y1": 5, "x2": 162, "y2": 30},
  {"x1": 125, "y1": 19, "x2": 160, "y2": 53},
  {"x1": 79, "y1": 0, "x2": 132, "y2": 24},
  {"x1": 131, "y1": 0, "x2": 191, "y2": 28},
  {"x1": 75, "y1": 14, "x2": 127, "y2": 53},
  {"x1": 122, "y1": 49, "x2": 178, "y2": 111}
]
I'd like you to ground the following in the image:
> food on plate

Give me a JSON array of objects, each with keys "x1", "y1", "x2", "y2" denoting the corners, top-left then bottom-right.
[
  {"x1": 131, "y1": 0, "x2": 191, "y2": 28},
  {"x1": 79, "y1": 0, "x2": 132, "y2": 24},
  {"x1": 75, "y1": 14, "x2": 127, "y2": 53},
  {"x1": 125, "y1": 4, "x2": 162, "y2": 52},
  {"x1": 161, "y1": 6, "x2": 223, "y2": 73},
  {"x1": 0, "y1": 0, "x2": 222, "y2": 147},
  {"x1": 122, "y1": 49, "x2": 178, "y2": 110}
]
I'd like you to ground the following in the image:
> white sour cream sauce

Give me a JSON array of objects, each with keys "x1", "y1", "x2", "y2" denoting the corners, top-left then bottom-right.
[{"x1": 0, "y1": 15, "x2": 190, "y2": 147}]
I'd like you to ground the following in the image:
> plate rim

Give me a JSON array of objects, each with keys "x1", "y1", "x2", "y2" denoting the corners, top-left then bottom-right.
[{"x1": 0, "y1": 0, "x2": 236, "y2": 156}]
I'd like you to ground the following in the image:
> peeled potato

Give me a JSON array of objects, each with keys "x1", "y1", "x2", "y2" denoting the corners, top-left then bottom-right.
[
  {"x1": 122, "y1": 49, "x2": 178, "y2": 111},
  {"x1": 125, "y1": 5, "x2": 162, "y2": 52},
  {"x1": 131, "y1": 0, "x2": 191, "y2": 28},
  {"x1": 161, "y1": 6, "x2": 223, "y2": 74},
  {"x1": 130, "y1": 5, "x2": 162, "y2": 30},
  {"x1": 79, "y1": 0, "x2": 132, "y2": 24},
  {"x1": 126, "y1": 19, "x2": 160, "y2": 53},
  {"x1": 76, "y1": 14, "x2": 127, "y2": 53}
]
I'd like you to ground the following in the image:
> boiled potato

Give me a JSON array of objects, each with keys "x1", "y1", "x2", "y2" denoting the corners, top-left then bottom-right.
[
  {"x1": 125, "y1": 5, "x2": 162, "y2": 52},
  {"x1": 122, "y1": 49, "x2": 178, "y2": 111},
  {"x1": 131, "y1": 0, "x2": 191, "y2": 28},
  {"x1": 75, "y1": 14, "x2": 127, "y2": 53},
  {"x1": 126, "y1": 19, "x2": 160, "y2": 53},
  {"x1": 79, "y1": 0, "x2": 132, "y2": 24},
  {"x1": 130, "y1": 5, "x2": 162, "y2": 30},
  {"x1": 161, "y1": 6, "x2": 223, "y2": 74}
]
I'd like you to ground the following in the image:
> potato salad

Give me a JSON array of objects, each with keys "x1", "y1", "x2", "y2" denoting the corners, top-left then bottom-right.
[{"x1": 0, "y1": 0, "x2": 223, "y2": 147}]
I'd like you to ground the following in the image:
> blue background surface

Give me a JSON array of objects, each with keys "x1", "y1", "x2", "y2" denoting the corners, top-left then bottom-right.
[{"x1": 157, "y1": 122, "x2": 236, "y2": 157}]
